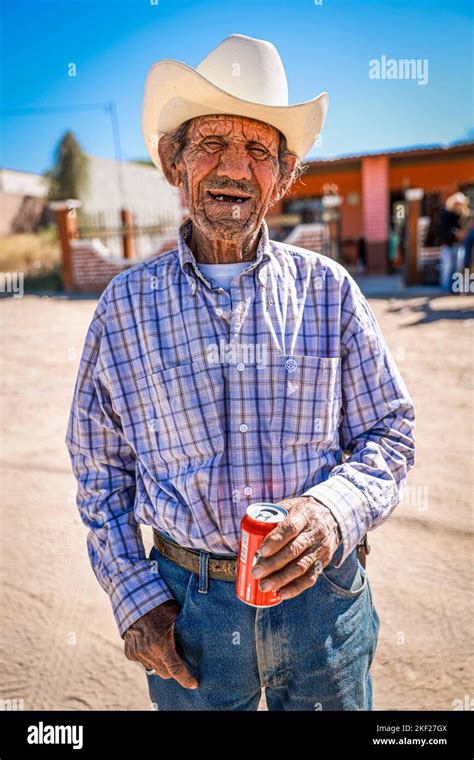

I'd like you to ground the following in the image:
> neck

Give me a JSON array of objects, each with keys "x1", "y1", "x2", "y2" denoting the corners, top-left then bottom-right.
[{"x1": 189, "y1": 222, "x2": 262, "y2": 264}]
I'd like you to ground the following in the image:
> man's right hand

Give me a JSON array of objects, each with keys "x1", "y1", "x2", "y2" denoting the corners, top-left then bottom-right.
[{"x1": 123, "y1": 600, "x2": 198, "y2": 689}]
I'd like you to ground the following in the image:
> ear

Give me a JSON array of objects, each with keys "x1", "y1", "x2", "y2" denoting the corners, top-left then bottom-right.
[
  {"x1": 271, "y1": 153, "x2": 298, "y2": 204},
  {"x1": 158, "y1": 134, "x2": 182, "y2": 187}
]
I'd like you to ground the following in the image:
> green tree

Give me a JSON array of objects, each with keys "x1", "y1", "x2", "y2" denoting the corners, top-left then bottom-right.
[{"x1": 45, "y1": 131, "x2": 89, "y2": 201}]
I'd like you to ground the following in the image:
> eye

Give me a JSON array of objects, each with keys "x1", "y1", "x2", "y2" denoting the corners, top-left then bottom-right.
[
  {"x1": 249, "y1": 145, "x2": 269, "y2": 159},
  {"x1": 202, "y1": 139, "x2": 223, "y2": 153}
]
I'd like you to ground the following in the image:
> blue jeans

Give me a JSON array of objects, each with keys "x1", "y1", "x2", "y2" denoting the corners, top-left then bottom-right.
[
  {"x1": 146, "y1": 536, "x2": 380, "y2": 711},
  {"x1": 440, "y1": 244, "x2": 463, "y2": 291},
  {"x1": 463, "y1": 228, "x2": 474, "y2": 269}
]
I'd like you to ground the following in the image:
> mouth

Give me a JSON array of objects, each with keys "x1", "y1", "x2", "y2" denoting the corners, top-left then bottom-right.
[{"x1": 206, "y1": 190, "x2": 252, "y2": 204}]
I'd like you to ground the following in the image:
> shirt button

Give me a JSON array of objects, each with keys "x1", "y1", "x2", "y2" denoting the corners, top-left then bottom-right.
[
  {"x1": 215, "y1": 307, "x2": 224, "y2": 317},
  {"x1": 239, "y1": 423, "x2": 248, "y2": 433},
  {"x1": 237, "y1": 362, "x2": 245, "y2": 371},
  {"x1": 243, "y1": 486, "x2": 252, "y2": 496},
  {"x1": 285, "y1": 358, "x2": 297, "y2": 373}
]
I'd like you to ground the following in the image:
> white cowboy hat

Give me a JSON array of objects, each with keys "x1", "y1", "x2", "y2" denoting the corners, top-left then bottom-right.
[
  {"x1": 142, "y1": 33, "x2": 329, "y2": 172},
  {"x1": 445, "y1": 192, "x2": 469, "y2": 211}
]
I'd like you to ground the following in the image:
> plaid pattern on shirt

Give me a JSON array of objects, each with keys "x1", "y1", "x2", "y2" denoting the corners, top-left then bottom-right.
[{"x1": 66, "y1": 217, "x2": 415, "y2": 636}]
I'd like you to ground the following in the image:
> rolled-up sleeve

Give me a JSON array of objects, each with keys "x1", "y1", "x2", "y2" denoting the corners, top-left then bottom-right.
[
  {"x1": 65, "y1": 287, "x2": 174, "y2": 637},
  {"x1": 304, "y1": 276, "x2": 415, "y2": 567}
]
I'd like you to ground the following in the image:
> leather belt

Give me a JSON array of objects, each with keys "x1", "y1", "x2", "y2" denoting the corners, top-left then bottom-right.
[
  {"x1": 153, "y1": 529, "x2": 370, "y2": 580},
  {"x1": 153, "y1": 529, "x2": 238, "y2": 582}
]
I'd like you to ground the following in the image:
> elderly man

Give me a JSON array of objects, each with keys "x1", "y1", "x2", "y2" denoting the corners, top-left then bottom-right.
[{"x1": 66, "y1": 34, "x2": 415, "y2": 711}]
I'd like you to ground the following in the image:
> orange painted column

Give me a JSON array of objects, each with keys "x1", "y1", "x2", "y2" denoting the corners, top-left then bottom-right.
[
  {"x1": 361, "y1": 156, "x2": 389, "y2": 273},
  {"x1": 121, "y1": 208, "x2": 135, "y2": 260},
  {"x1": 50, "y1": 200, "x2": 81, "y2": 292}
]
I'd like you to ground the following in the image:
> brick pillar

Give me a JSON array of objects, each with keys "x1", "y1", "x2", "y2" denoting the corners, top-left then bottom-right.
[
  {"x1": 405, "y1": 188, "x2": 424, "y2": 286},
  {"x1": 121, "y1": 208, "x2": 135, "y2": 260},
  {"x1": 50, "y1": 200, "x2": 82, "y2": 292},
  {"x1": 361, "y1": 156, "x2": 389, "y2": 273}
]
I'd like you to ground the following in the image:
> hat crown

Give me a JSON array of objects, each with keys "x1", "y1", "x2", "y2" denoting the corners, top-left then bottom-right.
[{"x1": 196, "y1": 34, "x2": 289, "y2": 107}]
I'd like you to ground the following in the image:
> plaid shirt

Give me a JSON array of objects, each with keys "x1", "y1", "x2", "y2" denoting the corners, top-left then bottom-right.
[{"x1": 66, "y1": 217, "x2": 415, "y2": 636}]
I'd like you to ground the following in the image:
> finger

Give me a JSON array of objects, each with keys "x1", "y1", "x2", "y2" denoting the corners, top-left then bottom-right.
[
  {"x1": 124, "y1": 640, "x2": 147, "y2": 665},
  {"x1": 139, "y1": 647, "x2": 170, "y2": 678},
  {"x1": 125, "y1": 645, "x2": 169, "y2": 679},
  {"x1": 144, "y1": 655, "x2": 174, "y2": 680},
  {"x1": 124, "y1": 636, "x2": 171, "y2": 678},
  {"x1": 253, "y1": 533, "x2": 314, "y2": 578},
  {"x1": 258, "y1": 548, "x2": 324, "y2": 593},
  {"x1": 275, "y1": 563, "x2": 322, "y2": 601},
  {"x1": 162, "y1": 646, "x2": 198, "y2": 690},
  {"x1": 258, "y1": 509, "x2": 310, "y2": 558}
]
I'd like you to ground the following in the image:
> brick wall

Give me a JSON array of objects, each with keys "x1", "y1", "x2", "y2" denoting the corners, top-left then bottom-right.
[
  {"x1": 71, "y1": 240, "x2": 133, "y2": 293},
  {"x1": 70, "y1": 237, "x2": 179, "y2": 293},
  {"x1": 283, "y1": 224, "x2": 329, "y2": 257}
]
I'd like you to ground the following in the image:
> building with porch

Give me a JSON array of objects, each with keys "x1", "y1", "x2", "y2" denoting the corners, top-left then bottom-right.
[{"x1": 268, "y1": 140, "x2": 474, "y2": 274}]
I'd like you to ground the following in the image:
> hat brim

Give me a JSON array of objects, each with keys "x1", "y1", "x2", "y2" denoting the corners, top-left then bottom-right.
[{"x1": 141, "y1": 60, "x2": 329, "y2": 172}]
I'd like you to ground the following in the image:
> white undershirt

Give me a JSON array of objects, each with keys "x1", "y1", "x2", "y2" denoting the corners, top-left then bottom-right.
[{"x1": 197, "y1": 261, "x2": 250, "y2": 292}]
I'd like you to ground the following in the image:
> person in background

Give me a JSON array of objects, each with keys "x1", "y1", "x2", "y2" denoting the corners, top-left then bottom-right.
[
  {"x1": 439, "y1": 192, "x2": 470, "y2": 291},
  {"x1": 357, "y1": 235, "x2": 367, "y2": 273},
  {"x1": 388, "y1": 223, "x2": 401, "y2": 273},
  {"x1": 460, "y1": 201, "x2": 474, "y2": 272}
]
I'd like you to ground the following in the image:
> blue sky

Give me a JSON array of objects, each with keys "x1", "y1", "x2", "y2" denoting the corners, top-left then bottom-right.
[{"x1": 1, "y1": 0, "x2": 473, "y2": 175}]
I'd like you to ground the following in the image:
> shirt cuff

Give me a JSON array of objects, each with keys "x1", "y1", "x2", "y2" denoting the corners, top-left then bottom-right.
[
  {"x1": 108, "y1": 559, "x2": 175, "y2": 638},
  {"x1": 303, "y1": 475, "x2": 372, "y2": 568}
]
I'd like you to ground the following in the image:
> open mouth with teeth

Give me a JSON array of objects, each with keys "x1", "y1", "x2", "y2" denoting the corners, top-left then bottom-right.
[{"x1": 206, "y1": 191, "x2": 252, "y2": 204}]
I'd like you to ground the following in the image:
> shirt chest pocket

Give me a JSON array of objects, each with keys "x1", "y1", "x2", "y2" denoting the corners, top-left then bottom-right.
[
  {"x1": 148, "y1": 360, "x2": 224, "y2": 465},
  {"x1": 271, "y1": 354, "x2": 341, "y2": 446}
]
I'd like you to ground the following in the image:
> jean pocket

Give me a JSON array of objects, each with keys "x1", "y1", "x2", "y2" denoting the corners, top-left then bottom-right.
[
  {"x1": 271, "y1": 354, "x2": 341, "y2": 446},
  {"x1": 173, "y1": 571, "x2": 197, "y2": 634},
  {"x1": 149, "y1": 546, "x2": 197, "y2": 628},
  {"x1": 149, "y1": 359, "x2": 224, "y2": 465},
  {"x1": 320, "y1": 551, "x2": 368, "y2": 599}
]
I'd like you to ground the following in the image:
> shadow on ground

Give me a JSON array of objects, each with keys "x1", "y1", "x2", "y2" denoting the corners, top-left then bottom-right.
[{"x1": 386, "y1": 295, "x2": 474, "y2": 326}]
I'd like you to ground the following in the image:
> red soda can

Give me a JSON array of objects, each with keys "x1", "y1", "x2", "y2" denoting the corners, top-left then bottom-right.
[{"x1": 236, "y1": 502, "x2": 289, "y2": 607}]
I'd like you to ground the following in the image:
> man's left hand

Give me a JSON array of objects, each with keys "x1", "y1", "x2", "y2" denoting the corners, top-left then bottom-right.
[{"x1": 251, "y1": 496, "x2": 342, "y2": 601}]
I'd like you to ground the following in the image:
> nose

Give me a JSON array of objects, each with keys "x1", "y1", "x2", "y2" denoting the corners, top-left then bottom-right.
[{"x1": 216, "y1": 145, "x2": 252, "y2": 181}]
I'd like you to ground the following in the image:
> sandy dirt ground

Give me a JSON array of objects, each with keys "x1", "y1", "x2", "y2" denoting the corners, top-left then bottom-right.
[{"x1": 0, "y1": 291, "x2": 473, "y2": 711}]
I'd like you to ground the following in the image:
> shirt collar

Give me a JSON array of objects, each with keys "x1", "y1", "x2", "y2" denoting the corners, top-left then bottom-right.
[{"x1": 177, "y1": 216, "x2": 272, "y2": 292}]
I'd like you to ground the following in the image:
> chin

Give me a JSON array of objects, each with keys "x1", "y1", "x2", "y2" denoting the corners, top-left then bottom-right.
[{"x1": 196, "y1": 212, "x2": 258, "y2": 240}]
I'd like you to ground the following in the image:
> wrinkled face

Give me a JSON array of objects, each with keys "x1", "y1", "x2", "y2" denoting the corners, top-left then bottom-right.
[{"x1": 159, "y1": 114, "x2": 295, "y2": 243}]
